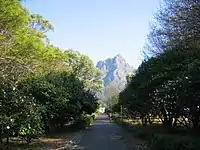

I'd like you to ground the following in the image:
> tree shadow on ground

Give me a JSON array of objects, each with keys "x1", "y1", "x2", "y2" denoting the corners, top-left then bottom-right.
[
  {"x1": 1, "y1": 137, "x2": 68, "y2": 150},
  {"x1": 0, "y1": 127, "x2": 79, "y2": 150}
]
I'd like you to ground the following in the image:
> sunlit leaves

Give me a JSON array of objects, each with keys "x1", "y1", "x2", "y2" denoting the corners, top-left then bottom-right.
[
  {"x1": 64, "y1": 49, "x2": 104, "y2": 93},
  {"x1": 29, "y1": 14, "x2": 54, "y2": 33},
  {"x1": 0, "y1": 0, "x2": 102, "y2": 144}
]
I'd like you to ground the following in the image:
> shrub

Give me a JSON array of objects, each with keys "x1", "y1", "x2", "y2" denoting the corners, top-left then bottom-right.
[
  {"x1": 19, "y1": 123, "x2": 43, "y2": 143},
  {"x1": 18, "y1": 105, "x2": 44, "y2": 143},
  {"x1": 113, "y1": 116, "x2": 123, "y2": 125},
  {"x1": 73, "y1": 115, "x2": 94, "y2": 130},
  {"x1": 134, "y1": 124, "x2": 165, "y2": 140},
  {"x1": 84, "y1": 115, "x2": 94, "y2": 126},
  {"x1": 148, "y1": 134, "x2": 200, "y2": 150},
  {"x1": 91, "y1": 114, "x2": 96, "y2": 120},
  {"x1": 73, "y1": 118, "x2": 87, "y2": 129}
]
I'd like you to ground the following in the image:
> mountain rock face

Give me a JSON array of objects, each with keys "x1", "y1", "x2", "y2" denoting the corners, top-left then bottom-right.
[{"x1": 96, "y1": 54, "x2": 134, "y2": 98}]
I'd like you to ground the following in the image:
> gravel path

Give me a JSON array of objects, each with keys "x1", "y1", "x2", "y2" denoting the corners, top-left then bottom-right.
[{"x1": 70, "y1": 114, "x2": 135, "y2": 150}]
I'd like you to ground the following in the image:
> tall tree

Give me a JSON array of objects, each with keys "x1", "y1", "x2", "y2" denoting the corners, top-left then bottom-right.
[
  {"x1": 145, "y1": 0, "x2": 200, "y2": 56},
  {"x1": 64, "y1": 49, "x2": 104, "y2": 93}
]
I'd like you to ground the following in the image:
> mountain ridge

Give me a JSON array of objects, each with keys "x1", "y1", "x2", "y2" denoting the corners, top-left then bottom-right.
[{"x1": 96, "y1": 54, "x2": 134, "y2": 99}]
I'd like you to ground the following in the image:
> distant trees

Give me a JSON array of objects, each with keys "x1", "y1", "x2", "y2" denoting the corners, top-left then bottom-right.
[
  {"x1": 0, "y1": 0, "x2": 103, "y2": 144},
  {"x1": 103, "y1": 83, "x2": 120, "y2": 112}
]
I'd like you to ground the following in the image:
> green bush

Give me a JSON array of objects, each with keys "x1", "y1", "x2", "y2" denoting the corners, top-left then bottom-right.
[
  {"x1": 73, "y1": 115, "x2": 94, "y2": 130},
  {"x1": 91, "y1": 114, "x2": 96, "y2": 120},
  {"x1": 113, "y1": 116, "x2": 123, "y2": 125},
  {"x1": 73, "y1": 118, "x2": 87, "y2": 129},
  {"x1": 148, "y1": 134, "x2": 200, "y2": 150},
  {"x1": 18, "y1": 104, "x2": 44, "y2": 143},
  {"x1": 84, "y1": 115, "x2": 94, "y2": 126},
  {"x1": 19, "y1": 123, "x2": 43, "y2": 143}
]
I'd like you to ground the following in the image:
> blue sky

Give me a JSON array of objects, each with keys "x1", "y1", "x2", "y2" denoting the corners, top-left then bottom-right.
[{"x1": 23, "y1": 0, "x2": 160, "y2": 68}]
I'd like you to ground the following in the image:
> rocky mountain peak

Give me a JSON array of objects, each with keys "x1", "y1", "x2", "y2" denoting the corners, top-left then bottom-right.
[
  {"x1": 114, "y1": 53, "x2": 125, "y2": 62},
  {"x1": 96, "y1": 54, "x2": 134, "y2": 98}
]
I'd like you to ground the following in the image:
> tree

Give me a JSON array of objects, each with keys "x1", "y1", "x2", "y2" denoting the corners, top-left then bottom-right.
[
  {"x1": 0, "y1": 0, "x2": 102, "y2": 144},
  {"x1": 119, "y1": 46, "x2": 200, "y2": 128},
  {"x1": 145, "y1": 0, "x2": 200, "y2": 56},
  {"x1": 64, "y1": 49, "x2": 104, "y2": 93}
]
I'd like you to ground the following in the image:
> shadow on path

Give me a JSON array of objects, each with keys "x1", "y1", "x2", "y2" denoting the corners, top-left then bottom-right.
[{"x1": 72, "y1": 114, "x2": 135, "y2": 150}]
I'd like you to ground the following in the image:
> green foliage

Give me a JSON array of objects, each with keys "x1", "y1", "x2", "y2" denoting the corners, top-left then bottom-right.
[
  {"x1": 0, "y1": 83, "x2": 43, "y2": 143},
  {"x1": 0, "y1": 0, "x2": 103, "y2": 145},
  {"x1": 91, "y1": 114, "x2": 96, "y2": 120},
  {"x1": 119, "y1": 47, "x2": 200, "y2": 128},
  {"x1": 64, "y1": 49, "x2": 104, "y2": 93},
  {"x1": 84, "y1": 115, "x2": 94, "y2": 126},
  {"x1": 18, "y1": 64, "x2": 100, "y2": 131},
  {"x1": 118, "y1": 0, "x2": 200, "y2": 129},
  {"x1": 107, "y1": 94, "x2": 119, "y2": 108},
  {"x1": 73, "y1": 115, "x2": 94, "y2": 129},
  {"x1": 18, "y1": 104, "x2": 43, "y2": 143},
  {"x1": 19, "y1": 116, "x2": 43, "y2": 143},
  {"x1": 115, "y1": 1, "x2": 200, "y2": 149}
]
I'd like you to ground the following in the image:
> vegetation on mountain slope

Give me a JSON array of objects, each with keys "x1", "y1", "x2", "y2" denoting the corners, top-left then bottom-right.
[{"x1": 96, "y1": 54, "x2": 134, "y2": 105}]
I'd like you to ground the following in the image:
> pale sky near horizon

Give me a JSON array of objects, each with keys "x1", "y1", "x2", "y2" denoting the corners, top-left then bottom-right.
[{"x1": 23, "y1": 0, "x2": 160, "y2": 68}]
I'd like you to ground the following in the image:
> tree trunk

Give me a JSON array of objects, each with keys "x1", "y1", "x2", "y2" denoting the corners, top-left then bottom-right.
[
  {"x1": 6, "y1": 137, "x2": 9, "y2": 145},
  {"x1": 148, "y1": 115, "x2": 152, "y2": 124},
  {"x1": 144, "y1": 117, "x2": 147, "y2": 125},
  {"x1": 141, "y1": 116, "x2": 147, "y2": 126},
  {"x1": 191, "y1": 110, "x2": 200, "y2": 129},
  {"x1": 173, "y1": 118, "x2": 177, "y2": 127},
  {"x1": 163, "y1": 116, "x2": 173, "y2": 128},
  {"x1": 192, "y1": 117, "x2": 199, "y2": 128}
]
